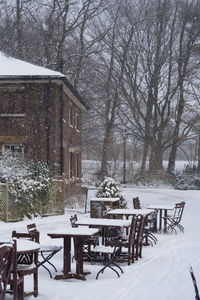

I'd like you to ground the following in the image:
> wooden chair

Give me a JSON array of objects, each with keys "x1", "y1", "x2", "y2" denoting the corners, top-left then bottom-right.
[
  {"x1": 133, "y1": 197, "x2": 141, "y2": 209},
  {"x1": 163, "y1": 201, "x2": 185, "y2": 233},
  {"x1": 27, "y1": 223, "x2": 62, "y2": 278},
  {"x1": 12, "y1": 231, "x2": 39, "y2": 298},
  {"x1": 105, "y1": 216, "x2": 138, "y2": 265},
  {"x1": 133, "y1": 197, "x2": 158, "y2": 245},
  {"x1": 134, "y1": 215, "x2": 146, "y2": 260},
  {"x1": 0, "y1": 243, "x2": 14, "y2": 300},
  {"x1": 6, "y1": 240, "x2": 24, "y2": 300}
]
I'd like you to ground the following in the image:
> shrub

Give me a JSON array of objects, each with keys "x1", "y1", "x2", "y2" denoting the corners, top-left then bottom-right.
[
  {"x1": 0, "y1": 152, "x2": 52, "y2": 218},
  {"x1": 174, "y1": 165, "x2": 200, "y2": 190},
  {"x1": 96, "y1": 177, "x2": 127, "y2": 208}
]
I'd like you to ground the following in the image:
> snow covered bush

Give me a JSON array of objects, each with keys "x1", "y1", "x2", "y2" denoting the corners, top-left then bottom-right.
[
  {"x1": 96, "y1": 177, "x2": 127, "y2": 208},
  {"x1": 0, "y1": 152, "x2": 52, "y2": 218},
  {"x1": 174, "y1": 166, "x2": 200, "y2": 190}
]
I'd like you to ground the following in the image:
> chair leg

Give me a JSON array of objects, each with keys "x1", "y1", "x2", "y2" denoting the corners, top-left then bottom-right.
[{"x1": 33, "y1": 271, "x2": 38, "y2": 297}]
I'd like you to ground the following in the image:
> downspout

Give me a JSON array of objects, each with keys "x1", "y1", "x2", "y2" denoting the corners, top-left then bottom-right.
[
  {"x1": 43, "y1": 79, "x2": 52, "y2": 164},
  {"x1": 60, "y1": 84, "x2": 64, "y2": 175}
]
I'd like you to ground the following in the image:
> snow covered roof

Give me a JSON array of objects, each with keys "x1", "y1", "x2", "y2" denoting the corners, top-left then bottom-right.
[
  {"x1": 0, "y1": 52, "x2": 65, "y2": 78},
  {"x1": 0, "y1": 52, "x2": 88, "y2": 109}
]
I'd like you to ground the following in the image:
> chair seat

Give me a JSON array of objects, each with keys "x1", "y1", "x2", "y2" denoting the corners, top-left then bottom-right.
[
  {"x1": 92, "y1": 245, "x2": 117, "y2": 254},
  {"x1": 17, "y1": 263, "x2": 36, "y2": 272},
  {"x1": 40, "y1": 245, "x2": 62, "y2": 252}
]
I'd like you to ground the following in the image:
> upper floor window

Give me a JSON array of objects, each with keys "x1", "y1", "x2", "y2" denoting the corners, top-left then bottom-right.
[
  {"x1": 69, "y1": 106, "x2": 73, "y2": 127},
  {"x1": 75, "y1": 114, "x2": 80, "y2": 131}
]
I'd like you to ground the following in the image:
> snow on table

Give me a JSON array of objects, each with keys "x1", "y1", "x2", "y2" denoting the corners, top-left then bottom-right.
[
  {"x1": 147, "y1": 204, "x2": 175, "y2": 210},
  {"x1": 48, "y1": 227, "x2": 99, "y2": 237},
  {"x1": 15, "y1": 239, "x2": 40, "y2": 252},
  {"x1": 75, "y1": 218, "x2": 131, "y2": 227},
  {"x1": 90, "y1": 197, "x2": 119, "y2": 202},
  {"x1": 107, "y1": 208, "x2": 154, "y2": 216}
]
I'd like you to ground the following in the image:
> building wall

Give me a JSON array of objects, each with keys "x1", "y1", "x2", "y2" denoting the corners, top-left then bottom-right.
[{"x1": 0, "y1": 80, "x2": 82, "y2": 180}]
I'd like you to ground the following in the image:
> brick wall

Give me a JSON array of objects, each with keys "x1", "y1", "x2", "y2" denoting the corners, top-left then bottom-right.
[{"x1": 0, "y1": 80, "x2": 82, "y2": 180}]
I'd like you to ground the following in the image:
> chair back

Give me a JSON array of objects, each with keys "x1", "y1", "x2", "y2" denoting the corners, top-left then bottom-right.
[
  {"x1": 27, "y1": 223, "x2": 38, "y2": 234},
  {"x1": 133, "y1": 197, "x2": 141, "y2": 209},
  {"x1": 128, "y1": 216, "x2": 137, "y2": 246},
  {"x1": 0, "y1": 243, "x2": 14, "y2": 300},
  {"x1": 12, "y1": 231, "x2": 39, "y2": 267},
  {"x1": 12, "y1": 230, "x2": 39, "y2": 243},
  {"x1": 174, "y1": 202, "x2": 185, "y2": 220},
  {"x1": 70, "y1": 214, "x2": 78, "y2": 228},
  {"x1": 135, "y1": 215, "x2": 146, "y2": 244}
]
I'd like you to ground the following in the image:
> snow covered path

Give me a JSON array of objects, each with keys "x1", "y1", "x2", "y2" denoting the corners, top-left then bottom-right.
[{"x1": 1, "y1": 187, "x2": 199, "y2": 300}]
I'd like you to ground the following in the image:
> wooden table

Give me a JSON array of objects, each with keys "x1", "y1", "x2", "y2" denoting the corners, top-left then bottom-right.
[
  {"x1": 75, "y1": 218, "x2": 131, "y2": 244},
  {"x1": 48, "y1": 227, "x2": 99, "y2": 281},
  {"x1": 147, "y1": 204, "x2": 175, "y2": 233},
  {"x1": 107, "y1": 208, "x2": 154, "y2": 218}
]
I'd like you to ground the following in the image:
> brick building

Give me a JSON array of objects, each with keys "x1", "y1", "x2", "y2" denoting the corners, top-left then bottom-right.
[{"x1": 0, "y1": 52, "x2": 87, "y2": 181}]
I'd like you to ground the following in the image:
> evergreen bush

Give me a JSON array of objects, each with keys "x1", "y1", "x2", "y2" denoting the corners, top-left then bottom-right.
[
  {"x1": 96, "y1": 177, "x2": 127, "y2": 208},
  {"x1": 174, "y1": 165, "x2": 200, "y2": 190}
]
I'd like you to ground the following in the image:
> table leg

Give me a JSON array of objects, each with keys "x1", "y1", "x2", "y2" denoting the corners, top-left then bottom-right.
[
  {"x1": 74, "y1": 238, "x2": 90, "y2": 280},
  {"x1": 54, "y1": 237, "x2": 73, "y2": 280},
  {"x1": 164, "y1": 210, "x2": 168, "y2": 233},
  {"x1": 159, "y1": 209, "x2": 162, "y2": 231}
]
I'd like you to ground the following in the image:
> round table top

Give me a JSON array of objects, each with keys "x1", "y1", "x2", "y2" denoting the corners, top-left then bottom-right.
[{"x1": 15, "y1": 239, "x2": 40, "y2": 253}]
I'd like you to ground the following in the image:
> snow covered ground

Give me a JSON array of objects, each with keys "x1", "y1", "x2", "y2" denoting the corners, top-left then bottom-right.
[{"x1": 1, "y1": 186, "x2": 200, "y2": 300}]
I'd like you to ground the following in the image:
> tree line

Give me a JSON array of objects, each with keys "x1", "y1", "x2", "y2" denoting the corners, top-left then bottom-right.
[{"x1": 0, "y1": 0, "x2": 200, "y2": 178}]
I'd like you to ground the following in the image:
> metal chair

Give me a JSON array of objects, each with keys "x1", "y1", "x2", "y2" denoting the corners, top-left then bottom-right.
[
  {"x1": 70, "y1": 214, "x2": 99, "y2": 264},
  {"x1": 27, "y1": 223, "x2": 62, "y2": 278},
  {"x1": 163, "y1": 201, "x2": 185, "y2": 234},
  {"x1": 91, "y1": 245, "x2": 123, "y2": 279}
]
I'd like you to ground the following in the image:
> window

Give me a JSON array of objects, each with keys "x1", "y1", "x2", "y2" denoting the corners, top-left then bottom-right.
[
  {"x1": 75, "y1": 114, "x2": 80, "y2": 131},
  {"x1": 69, "y1": 106, "x2": 73, "y2": 127},
  {"x1": 3, "y1": 144, "x2": 24, "y2": 155},
  {"x1": 75, "y1": 153, "x2": 79, "y2": 178},
  {"x1": 69, "y1": 152, "x2": 80, "y2": 179},
  {"x1": 69, "y1": 152, "x2": 73, "y2": 179}
]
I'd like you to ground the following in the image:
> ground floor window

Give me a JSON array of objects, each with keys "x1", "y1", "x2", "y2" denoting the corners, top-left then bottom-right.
[
  {"x1": 2, "y1": 144, "x2": 24, "y2": 155},
  {"x1": 69, "y1": 152, "x2": 80, "y2": 179}
]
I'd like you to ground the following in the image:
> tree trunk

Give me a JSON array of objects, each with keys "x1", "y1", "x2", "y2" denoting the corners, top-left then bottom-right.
[
  {"x1": 149, "y1": 143, "x2": 163, "y2": 171},
  {"x1": 167, "y1": 88, "x2": 184, "y2": 174},
  {"x1": 197, "y1": 134, "x2": 200, "y2": 173}
]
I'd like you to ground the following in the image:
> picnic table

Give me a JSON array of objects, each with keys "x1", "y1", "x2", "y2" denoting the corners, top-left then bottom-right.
[{"x1": 48, "y1": 227, "x2": 99, "y2": 281}]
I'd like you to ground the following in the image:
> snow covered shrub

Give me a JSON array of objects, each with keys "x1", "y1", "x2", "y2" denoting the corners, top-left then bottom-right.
[
  {"x1": 0, "y1": 152, "x2": 52, "y2": 218},
  {"x1": 96, "y1": 177, "x2": 127, "y2": 208},
  {"x1": 174, "y1": 166, "x2": 200, "y2": 190}
]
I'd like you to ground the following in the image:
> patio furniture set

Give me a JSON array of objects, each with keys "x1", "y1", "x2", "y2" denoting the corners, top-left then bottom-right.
[{"x1": 0, "y1": 197, "x2": 185, "y2": 299}]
